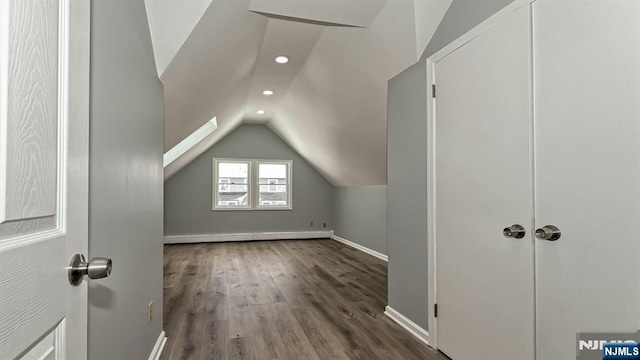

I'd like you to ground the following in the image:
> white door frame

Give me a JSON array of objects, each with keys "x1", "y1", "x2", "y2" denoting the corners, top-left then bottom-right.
[{"x1": 425, "y1": 0, "x2": 534, "y2": 350}]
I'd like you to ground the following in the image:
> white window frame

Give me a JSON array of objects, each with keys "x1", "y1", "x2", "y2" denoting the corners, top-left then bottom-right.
[
  {"x1": 212, "y1": 158, "x2": 293, "y2": 211},
  {"x1": 212, "y1": 159, "x2": 252, "y2": 210},
  {"x1": 255, "y1": 160, "x2": 292, "y2": 210}
]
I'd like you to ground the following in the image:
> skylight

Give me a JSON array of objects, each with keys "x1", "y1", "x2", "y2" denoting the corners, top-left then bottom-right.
[{"x1": 163, "y1": 117, "x2": 217, "y2": 168}]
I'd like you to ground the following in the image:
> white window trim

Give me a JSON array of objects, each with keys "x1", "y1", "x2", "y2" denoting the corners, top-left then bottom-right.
[
  {"x1": 212, "y1": 158, "x2": 252, "y2": 210},
  {"x1": 255, "y1": 160, "x2": 292, "y2": 210},
  {"x1": 212, "y1": 158, "x2": 293, "y2": 211}
]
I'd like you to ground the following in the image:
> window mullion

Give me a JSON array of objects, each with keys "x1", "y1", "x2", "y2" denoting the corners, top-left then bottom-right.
[{"x1": 251, "y1": 160, "x2": 257, "y2": 210}]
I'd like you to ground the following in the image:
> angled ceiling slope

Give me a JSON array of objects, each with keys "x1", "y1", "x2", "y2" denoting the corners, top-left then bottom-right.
[
  {"x1": 270, "y1": 0, "x2": 418, "y2": 185},
  {"x1": 144, "y1": 0, "x2": 212, "y2": 77},
  {"x1": 149, "y1": 0, "x2": 450, "y2": 184},
  {"x1": 249, "y1": 0, "x2": 388, "y2": 28},
  {"x1": 161, "y1": 0, "x2": 268, "y2": 151},
  {"x1": 414, "y1": 0, "x2": 453, "y2": 57},
  {"x1": 243, "y1": 19, "x2": 324, "y2": 124}
]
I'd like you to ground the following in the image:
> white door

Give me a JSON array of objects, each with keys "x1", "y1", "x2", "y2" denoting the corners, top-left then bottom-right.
[
  {"x1": 434, "y1": 5, "x2": 535, "y2": 360},
  {"x1": 534, "y1": 1, "x2": 640, "y2": 359},
  {"x1": 0, "y1": 0, "x2": 90, "y2": 359}
]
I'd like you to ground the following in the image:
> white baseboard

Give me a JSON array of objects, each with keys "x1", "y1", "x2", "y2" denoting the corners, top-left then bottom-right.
[
  {"x1": 148, "y1": 331, "x2": 167, "y2": 360},
  {"x1": 331, "y1": 234, "x2": 388, "y2": 262},
  {"x1": 164, "y1": 231, "x2": 332, "y2": 244},
  {"x1": 384, "y1": 306, "x2": 430, "y2": 347}
]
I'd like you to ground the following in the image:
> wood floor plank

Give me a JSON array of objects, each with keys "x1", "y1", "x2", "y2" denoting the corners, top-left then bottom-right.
[
  {"x1": 288, "y1": 305, "x2": 351, "y2": 360},
  {"x1": 249, "y1": 304, "x2": 287, "y2": 360},
  {"x1": 162, "y1": 240, "x2": 449, "y2": 360},
  {"x1": 228, "y1": 303, "x2": 252, "y2": 339},
  {"x1": 268, "y1": 302, "x2": 321, "y2": 360},
  {"x1": 345, "y1": 348, "x2": 378, "y2": 360},
  {"x1": 228, "y1": 336, "x2": 255, "y2": 360},
  {"x1": 199, "y1": 320, "x2": 228, "y2": 360},
  {"x1": 166, "y1": 255, "x2": 212, "y2": 360},
  {"x1": 162, "y1": 264, "x2": 198, "y2": 353},
  {"x1": 204, "y1": 276, "x2": 228, "y2": 321}
]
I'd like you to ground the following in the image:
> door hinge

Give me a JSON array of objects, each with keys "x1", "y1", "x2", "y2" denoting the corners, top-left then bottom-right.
[
  {"x1": 432, "y1": 84, "x2": 436, "y2": 98},
  {"x1": 434, "y1": 303, "x2": 438, "y2": 317}
]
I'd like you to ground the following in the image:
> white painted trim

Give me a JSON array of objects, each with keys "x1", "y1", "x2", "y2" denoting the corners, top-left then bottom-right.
[
  {"x1": 425, "y1": 0, "x2": 534, "y2": 351},
  {"x1": 148, "y1": 331, "x2": 167, "y2": 360},
  {"x1": 384, "y1": 306, "x2": 430, "y2": 347},
  {"x1": 164, "y1": 231, "x2": 331, "y2": 244},
  {"x1": 331, "y1": 234, "x2": 388, "y2": 262},
  {"x1": 58, "y1": 0, "x2": 70, "y2": 230},
  {"x1": 55, "y1": 318, "x2": 66, "y2": 360},
  {"x1": 425, "y1": 59, "x2": 438, "y2": 349},
  {"x1": 0, "y1": 0, "x2": 8, "y2": 224}
]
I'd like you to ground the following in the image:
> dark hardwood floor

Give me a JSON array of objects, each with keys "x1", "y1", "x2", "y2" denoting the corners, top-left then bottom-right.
[{"x1": 161, "y1": 239, "x2": 447, "y2": 360}]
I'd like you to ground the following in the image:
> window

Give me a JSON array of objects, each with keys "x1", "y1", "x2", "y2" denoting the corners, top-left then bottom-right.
[
  {"x1": 213, "y1": 159, "x2": 292, "y2": 210},
  {"x1": 257, "y1": 162, "x2": 290, "y2": 208},
  {"x1": 213, "y1": 160, "x2": 251, "y2": 209}
]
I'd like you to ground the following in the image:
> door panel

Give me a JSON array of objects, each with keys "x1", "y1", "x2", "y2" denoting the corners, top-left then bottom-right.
[
  {"x1": 0, "y1": 239, "x2": 66, "y2": 359},
  {"x1": 0, "y1": 0, "x2": 89, "y2": 358},
  {"x1": 533, "y1": 1, "x2": 640, "y2": 359},
  {"x1": 1, "y1": 0, "x2": 59, "y2": 240},
  {"x1": 19, "y1": 321, "x2": 63, "y2": 360},
  {"x1": 434, "y1": 5, "x2": 534, "y2": 360},
  {"x1": 2, "y1": 0, "x2": 59, "y2": 223}
]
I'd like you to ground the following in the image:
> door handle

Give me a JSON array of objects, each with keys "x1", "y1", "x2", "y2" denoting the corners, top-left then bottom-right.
[
  {"x1": 68, "y1": 253, "x2": 112, "y2": 286},
  {"x1": 503, "y1": 224, "x2": 526, "y2": 239},
  {"x1": 535, "y1": 225, "x2": 561, "y2": 241}
]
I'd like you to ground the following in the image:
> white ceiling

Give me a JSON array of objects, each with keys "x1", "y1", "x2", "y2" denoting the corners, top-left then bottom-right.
[
  {"x1": 148, "y1": 0, "x2": 451, "y2": 185},
  {"x1": 144, "y1": 0, "x2": 213, "y2": 77},
  {"x1": 249, "y1": 0, "x2": 389, "y2": 28}
]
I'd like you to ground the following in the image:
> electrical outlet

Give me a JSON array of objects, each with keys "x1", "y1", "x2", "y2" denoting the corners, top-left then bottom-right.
[
  {"x1": 147, "y1": 301, "x2": 153, "y2": 323},
  {"x1": 323, "y1": 222, "x2": 327, "y2": 228},
  {"x1": 310, "y1": 221, "x2": 314, "y2": 228}
]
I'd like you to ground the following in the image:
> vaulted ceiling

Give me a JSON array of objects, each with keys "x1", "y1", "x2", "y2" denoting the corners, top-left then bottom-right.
[{"x1": 145, "y1": 0, "x2": 451, "y2": 185}]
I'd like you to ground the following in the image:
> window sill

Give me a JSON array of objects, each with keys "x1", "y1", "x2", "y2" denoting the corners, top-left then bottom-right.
[{"x1": 211, "y1": 207, "x2": 293, "y2": 211}]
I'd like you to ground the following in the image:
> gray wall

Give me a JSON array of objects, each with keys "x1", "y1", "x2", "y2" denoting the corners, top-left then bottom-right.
[
  {"x1": 333, "y1": 186, "x2": 387, "y2": 255},
  {"x1": 387, "y1": 61, "x2": 429, "y2": 327},
  {"x1": 164, "y1": 125, "x2": 333, "y2": 235},
  {"x1": 386, "y1": 0, "x2": 514, "y2": 329},
  {"x1": 89, "y1": 1, "x2": 165, "y2": 359}
]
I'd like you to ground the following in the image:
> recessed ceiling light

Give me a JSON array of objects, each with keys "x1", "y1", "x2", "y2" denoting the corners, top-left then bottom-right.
[
  {"x1": 262, "y1": 90, "x2": 274, "y2": 96},
  {"x1": 275, "y1": 55, "x2": 289, "y2": 64},
  {"x1": 256, "y1": 110, "x2": 265, "y2": 114}
]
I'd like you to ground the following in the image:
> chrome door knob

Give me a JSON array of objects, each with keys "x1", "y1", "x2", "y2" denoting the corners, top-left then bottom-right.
[
  {"x1": 535, "y1": 225, "x2": 561, "y2": 241},
  {"x1": 503, "y1": 224, "x2": 526, "y2": 239},
  {"x1": 68, "y1": 253, "x2": 112, "y2": 286}
]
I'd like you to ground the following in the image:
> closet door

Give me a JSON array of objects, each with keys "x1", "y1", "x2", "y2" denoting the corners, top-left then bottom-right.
[
  {"x1": 434, "y1": 5, "x2": 534, "y2": 360},
  {"x1": 534, "y1": 1, "x2": 640, "y2": 359}
]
